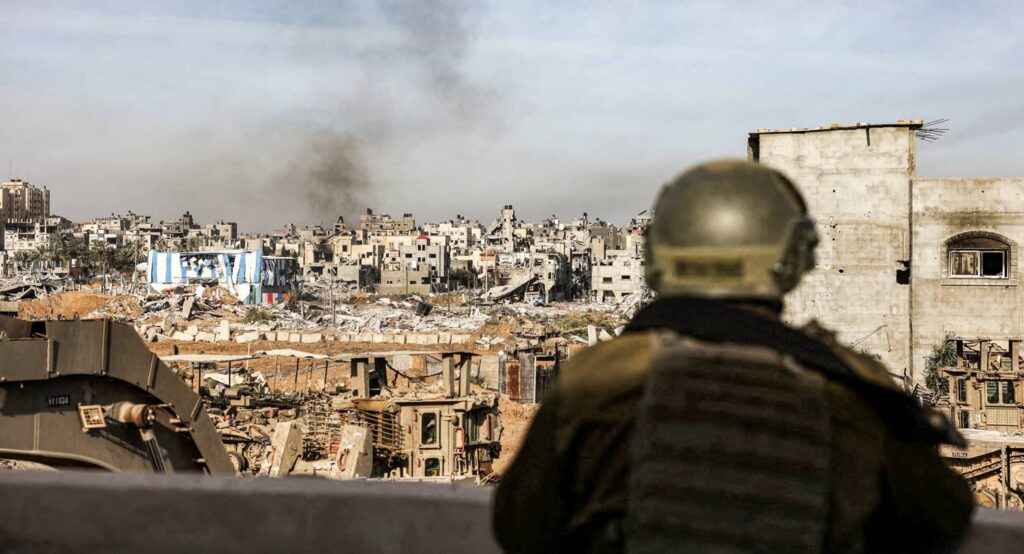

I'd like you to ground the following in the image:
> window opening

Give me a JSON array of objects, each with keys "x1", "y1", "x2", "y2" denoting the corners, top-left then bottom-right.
[
  {"x1": 986, "y1": 381, "x2": 1015, "y2": 405},
  {"x1": 420, "y1": 412, "x2": 438, "y2": 446}
]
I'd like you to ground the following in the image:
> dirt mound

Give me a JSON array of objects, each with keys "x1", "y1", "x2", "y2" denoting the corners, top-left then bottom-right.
[
  {"x1": 494, "y1": 396, "x2": 541, "y2": 475},
  {"x1": 19, "y1": 292, "x2": 115, "y2": 320}
]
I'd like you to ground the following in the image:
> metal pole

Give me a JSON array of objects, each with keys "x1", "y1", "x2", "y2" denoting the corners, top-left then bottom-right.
[
  {"x1": 294, "y1": 358, "x2": 300, "y2": 391},
  {"x1": 227, "y1": 361, "x2": 232, "y2": 388},
  {"x1": 323, "y1": 360, "x2": 329, "y2": 390}
]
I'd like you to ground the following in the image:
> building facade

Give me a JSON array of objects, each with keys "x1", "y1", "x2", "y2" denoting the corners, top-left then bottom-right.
[
  {"x1": 752, "y1": 120, "x2": 1024, "y2": 385},
  {"x1": 0, "y1": 180, "x2": 50, "y2": 221}
]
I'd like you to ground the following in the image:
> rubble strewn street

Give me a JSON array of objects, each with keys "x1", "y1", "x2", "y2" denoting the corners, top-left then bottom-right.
[{"x1": 0, "y1": 204, "x2": 652, "y2": 483}]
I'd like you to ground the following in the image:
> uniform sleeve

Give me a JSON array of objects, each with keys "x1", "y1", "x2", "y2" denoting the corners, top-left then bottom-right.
[
  {"x1": 866, "y1": 437, "x2": 975, "y2": 553},
  {"x1": 492, "y1": 391, "x2": 568, "y2": 553}
]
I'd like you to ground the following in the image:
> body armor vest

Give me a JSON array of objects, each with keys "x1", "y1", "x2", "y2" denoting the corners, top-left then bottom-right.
[{"x1": 626, "y1": 333, "x2": 833, "y2": 553}]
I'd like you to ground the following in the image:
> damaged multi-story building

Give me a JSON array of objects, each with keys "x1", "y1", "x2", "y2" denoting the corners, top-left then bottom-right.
[{"x1": 750, "y1": 120, "x2": 1024, "y2": 386}]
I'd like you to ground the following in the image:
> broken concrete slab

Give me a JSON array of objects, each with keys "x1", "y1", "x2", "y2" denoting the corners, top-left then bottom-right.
[
  {"x1": 215, "y1": 320, "x2": 231, "y2": 342},
  {"x1": 171, "y1": 331, "x2": 194, "y2": 342},
  {"x1": 236, "y1": 331, "x2": 260, "y2": 344},
  {"x1": 180, "y1": 296, "x2": 195, "y2": 320}
]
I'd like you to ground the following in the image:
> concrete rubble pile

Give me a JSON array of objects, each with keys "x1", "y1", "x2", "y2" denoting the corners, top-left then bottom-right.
[
  {"x1": 0, "y1": 275, "x2": 69, "y2": 301},
  {"x1": 5, "y1": 270, "x2": 647, "y2": 351},
  {"x1": 181, "y1": 356, "x2": 503, "y2": 483}
]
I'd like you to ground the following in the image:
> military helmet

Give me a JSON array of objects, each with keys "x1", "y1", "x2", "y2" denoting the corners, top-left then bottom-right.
[{"x1": 645, "y1": 160, "x2": 818, "y2": 300}]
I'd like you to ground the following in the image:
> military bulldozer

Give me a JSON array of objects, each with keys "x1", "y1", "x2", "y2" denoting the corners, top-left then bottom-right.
[{"x1": 0, "y1": 316, "x2": 233, "y2": 474}]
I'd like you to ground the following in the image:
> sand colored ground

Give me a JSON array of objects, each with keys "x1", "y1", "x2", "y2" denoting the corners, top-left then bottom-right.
[
  {"x1": 18, "y1": 292, "x2": 141, "y2": 320},
  {"x1": 493, "y1": 397, "x2": 540, "y2": 475}
]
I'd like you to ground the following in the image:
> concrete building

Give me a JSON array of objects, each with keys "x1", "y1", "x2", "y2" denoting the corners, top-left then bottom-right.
[
  {"x1": 359, "y1": 210, "x2": 416, "y2": 235},
  {"x1": 3, "y1": 221, "x2": 57, "y2": 252},
  {"x1": 751, "y1": 119, "x2": 1024, "y2": 384},
  {"x1": 380, "y1": 265, "x2": 433, "y2": 296},
  {"x1": 591, "y1": 257, "x2": 645, "y2": 303},
  {"x1": 0, "y1": 180, "x2": 50, "y2": 221},
  {"x1": 397, "y1": 236, "x2": 449, "y2": 281},
  {"x1": 911, "y1": 178, "x2": 1024, "y2": 387}
]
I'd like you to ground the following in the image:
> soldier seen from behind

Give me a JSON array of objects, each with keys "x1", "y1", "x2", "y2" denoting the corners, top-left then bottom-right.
[{"x1": 493, "y1": 160, "x2": 973, "y2": 553}]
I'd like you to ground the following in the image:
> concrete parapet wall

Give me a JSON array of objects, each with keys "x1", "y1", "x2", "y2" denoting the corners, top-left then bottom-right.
[
  {"x1": 0, "y1": 471, "x2": 499, "y2": 554},
  {"x1": 0, "y1": 471, "x2": 1016, "y2": 553}
]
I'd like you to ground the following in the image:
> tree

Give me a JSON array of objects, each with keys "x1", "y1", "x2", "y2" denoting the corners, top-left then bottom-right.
[
  {"x1": 924, "y1": 335, "x2": 958, "y2": 397},
  {"x1": 112, "y1": 241, "x2": 141, "y2": 272},
  {"x1": 12, "y1": 250, "x2": 35, "y2": 269}
]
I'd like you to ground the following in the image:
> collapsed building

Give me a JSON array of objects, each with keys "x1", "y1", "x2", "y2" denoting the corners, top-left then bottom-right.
[
  {"x1": 0, "y1": 317, "x2": 505, "y2": 483},
  {"x1": 928, "y1": 338, "x2": 1024, "y2": 508},
  {"x1": 194, "y1": 349, "x2": 505, "y2": 482}
]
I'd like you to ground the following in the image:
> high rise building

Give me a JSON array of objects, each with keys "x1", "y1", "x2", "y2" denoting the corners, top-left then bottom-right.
[{"x1": 0, "y1": 179, "x2": 50, "y2": 221}]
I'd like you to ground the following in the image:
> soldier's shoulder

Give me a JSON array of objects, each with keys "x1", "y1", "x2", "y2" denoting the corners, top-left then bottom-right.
[
  {"x1": 558, "y1": 332, "x2": 653, "y2": 393},
  {"x1": 800, "y1": 319, "x2": 902, "y2": 392}
]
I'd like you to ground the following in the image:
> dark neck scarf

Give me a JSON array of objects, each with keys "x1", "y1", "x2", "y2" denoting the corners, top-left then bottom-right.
[
  {"x1": 625, "y1": 296, "x2": 960, "y2": 445},
  {"x1": 626, "y1": 296, "x2": 854, "y2": 381}
]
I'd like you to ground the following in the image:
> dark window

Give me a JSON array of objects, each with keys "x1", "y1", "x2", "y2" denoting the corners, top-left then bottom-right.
[
  {"x1": 424, "y1": 458, "x2": 441, "y2": 477},
  {"x1": 948, "y1": 235, "x2": 1009, "y2": 278},
  {"x1": 959, "y1": 410, "x2": 970, "y2": 429},
  {"x1": 420, "y1": 413, "x2": 438, "y2": 446},
  {"x1": 621, "y1": 275, "x2": 631, "y2": 280},
  {"x1": 602, "y1": 277, "x2": 613, "y2": 283},
  {"x1": 957, "y1": 379, "x2": 967, "y2": 403},
  {"x1": 982, "y1": 251, "x2": 1006, "y2": 277},
  {"x1": 986, "y1": 381, "x2": 1015, "y2": 405}
]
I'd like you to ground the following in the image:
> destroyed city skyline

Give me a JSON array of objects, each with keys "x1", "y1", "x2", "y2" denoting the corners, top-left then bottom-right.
[
  {"x1": 3, "y1": 2, "x2": 1024, "y2": 231},
  {"x1": 3, "y1": 2, "x2": 1024, "y2": 551}
]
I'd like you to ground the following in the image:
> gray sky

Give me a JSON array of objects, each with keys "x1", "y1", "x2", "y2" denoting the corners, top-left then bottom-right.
[{"x1": 1, "y1": 1, "x2": 1022, "y2": 232}]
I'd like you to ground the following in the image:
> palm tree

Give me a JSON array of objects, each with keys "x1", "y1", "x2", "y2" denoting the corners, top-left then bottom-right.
[{"x1": 13, "y1": 250, "x2": 34, "y2": 270}]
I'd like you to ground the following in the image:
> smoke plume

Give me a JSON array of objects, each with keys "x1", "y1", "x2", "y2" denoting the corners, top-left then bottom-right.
[
  {"x1": 276, "y1": 0, "x2": 493, "y2": 229},
  {"x1": 288, "y1": 130, "x2": 372, "y2": 226}
]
